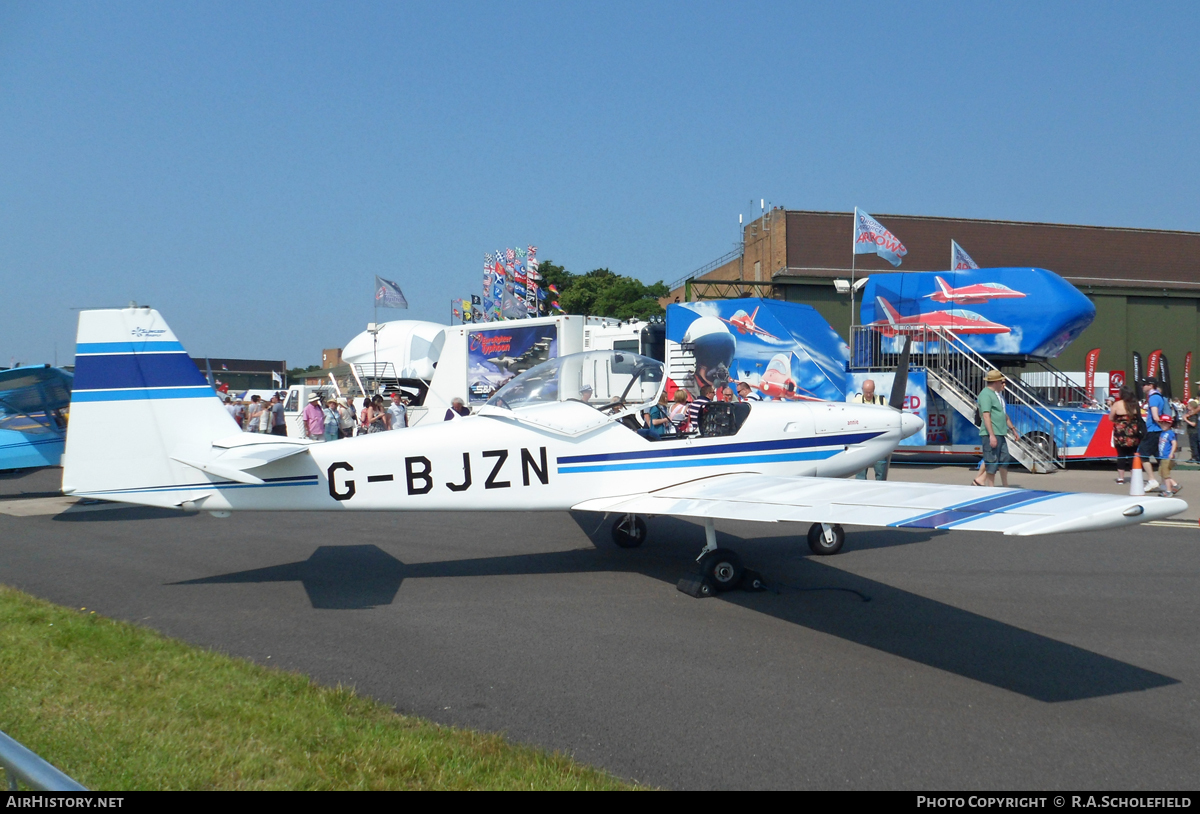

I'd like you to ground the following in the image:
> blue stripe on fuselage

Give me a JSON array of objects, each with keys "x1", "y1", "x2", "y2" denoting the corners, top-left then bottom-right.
[
  {"x1": 556, "y1": 432, "x2": 884, "y2": 466},
  {"x1": 557, "y1": 448, "x2": 839, "y2": 474}
]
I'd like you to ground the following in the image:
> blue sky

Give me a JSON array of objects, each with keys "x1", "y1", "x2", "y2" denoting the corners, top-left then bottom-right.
[{"x1": 2, "y1": 2, "x2": 1196, "y2": 367}]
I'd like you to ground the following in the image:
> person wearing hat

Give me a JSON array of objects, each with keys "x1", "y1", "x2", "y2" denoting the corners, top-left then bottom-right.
[
  {"x1": 302, "y1": 392, "x2": 326, "y2": 441},
  {"x1": 1185, "y1": 397, "x2": 1200, "y2": 463},
  {"x1": 578, "y1": 383, "x2": 594, "y2": 403},
  {"x1": 973, "y1": 369, "x2": 1019, "y2": 487}
]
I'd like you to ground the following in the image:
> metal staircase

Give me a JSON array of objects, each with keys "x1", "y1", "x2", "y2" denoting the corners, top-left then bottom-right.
[{"x1": 850, "y1": 326, "x2": 1067, "y2": 474}]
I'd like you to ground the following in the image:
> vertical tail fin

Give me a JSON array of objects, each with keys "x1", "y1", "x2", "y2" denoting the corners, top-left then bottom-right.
[
  {"x1": 935, "y1": 276, "x2": 952, "y2": 297},
  {"x1": 62, "y1": 307, "x2": 239, "y2": 500},
  {"x1": 875, "y1": 296, "x2": 900, "y2": 325}
]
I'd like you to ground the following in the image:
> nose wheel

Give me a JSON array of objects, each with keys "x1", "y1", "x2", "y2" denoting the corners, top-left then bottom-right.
[
  {"x1": 807, "y1": 523, "x2": 845, "y2": 555},
  {"x1": 699, "y1": 548, "x2": 744, "y2": 592}
]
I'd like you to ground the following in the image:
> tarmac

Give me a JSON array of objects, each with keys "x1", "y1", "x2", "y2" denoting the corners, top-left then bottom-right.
[{"x1": 1, "y1": 463, "x2": 1198, "y2": 789}]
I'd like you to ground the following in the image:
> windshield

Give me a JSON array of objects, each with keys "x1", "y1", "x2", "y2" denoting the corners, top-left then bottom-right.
[{"x1": 487, "y1": 350, "x2": 664, "y2": 412}]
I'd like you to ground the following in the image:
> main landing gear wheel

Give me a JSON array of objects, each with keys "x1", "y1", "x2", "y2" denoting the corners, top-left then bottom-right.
[
  {"x1": 807, "y1": 523, "x2": 845, "y2": 556},
  {"x1": 612, "y1": 514, "x2": 647, "y2": 548},
  {"x1": 699, "y1": 548, "x2": 744, "y2": 592}
]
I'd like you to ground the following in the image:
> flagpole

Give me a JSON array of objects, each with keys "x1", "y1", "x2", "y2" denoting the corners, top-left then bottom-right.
[{"x1": 850, "y1": 208, "x2": 857, "y2": 338}]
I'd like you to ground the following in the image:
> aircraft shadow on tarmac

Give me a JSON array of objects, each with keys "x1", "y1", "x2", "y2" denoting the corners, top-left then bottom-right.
[{"x1": 173, "y1": 515, "x2": 1178, "y2": 704}]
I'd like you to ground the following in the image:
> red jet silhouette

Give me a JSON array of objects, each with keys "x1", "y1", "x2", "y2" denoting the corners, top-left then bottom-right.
[
  {"x1": 925, "y1": 276, "x2": 1027, "y2": 305},
  {"x1": 869, "y1": 297, "x2": 1010, "y2": 336},
  {"x1": 719, "y1": 306, "x2": 779, "y2": 340},
  {"x1": 754, "y1": 353, "x2": 823, "y2": 401}
]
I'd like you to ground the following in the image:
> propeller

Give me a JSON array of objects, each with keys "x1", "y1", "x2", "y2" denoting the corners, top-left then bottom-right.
[{"x1": 888, "y1": 334, "x2": 913, "y2": 411}]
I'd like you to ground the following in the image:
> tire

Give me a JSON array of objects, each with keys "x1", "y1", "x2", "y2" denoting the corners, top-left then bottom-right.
[
  {"x1": 611, "y1": 515, "x2": 647, "y2": 548},
  {"x1": 807, "y1": 523, "x2": 845, "y2": 556},
  {"x1": 1025, "y1": 431, "x2": 1057, "y2": 461},
  {"x1": 699, "y1": 548, "x2": 743, "y2": 592}
]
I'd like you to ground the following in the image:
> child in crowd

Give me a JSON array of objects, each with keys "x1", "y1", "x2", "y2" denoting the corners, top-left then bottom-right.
[{"x1": 1158, "y1": 414, "x2": 1181, "y2": 497}]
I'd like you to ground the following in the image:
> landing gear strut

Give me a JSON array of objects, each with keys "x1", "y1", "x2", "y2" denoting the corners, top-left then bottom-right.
[
  {"x1": 692, "y1": 518, "x2": 744, "y2": 592},
  {"x1": 807, "y1": 522, "x2": 845, "y2": 555},
  {"x1": 611, "y1": 514, "x2": 647, "y2": 548}
]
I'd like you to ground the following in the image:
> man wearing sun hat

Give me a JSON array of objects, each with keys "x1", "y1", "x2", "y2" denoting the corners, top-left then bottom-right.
[
  {"x1": 302, "y1": 392, "x2": 326, "y2": 440},
  {"x1": 973, "y1": 369, "x2": 1019, "y2": 487}
]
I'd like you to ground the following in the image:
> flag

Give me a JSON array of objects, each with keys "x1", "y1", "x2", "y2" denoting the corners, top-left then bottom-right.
[
  {"x1": 471, "y1": 294, "x2": 481, "y2": 306},
  {"x1": 216, "y1": 381, "x2": 229, "y2": 394},
  {"x1": 1132, "y1": 352, "x2": 1143, "y2": 386},
  {"x1": 1159, "y1": 354, "x2": 1173, "y2": 399},
  {"x1": 221, "y1": 364, "x2": 228, "y2": 371},
  {"x1": 853, "y1": 208, "x2": 907, "y2": 267},
  {"x1": 506, "y1": 248, "x2": 515, "y2": 262},
  {"x1": 548, "y1": 283, "x2": 559, "y2": 294},
  {"x1": 1185, "y1": 353, "x2": 1192, "y2": 401},
  {"x1": 375, "y1": 276, "x2": 409, "y2": 309},
  {"x1": 951, "y1": 240, "x2": 979, "y2": 270},
  {"x1": 527, "y1": 245, "x2": 538, "y2": 257},
  {"x1": 537, "y1": 287, "x2": 547, "y2": 301},
  {"x1": 271, "y1": 370, "x2": 283, "y2": 386},
  {"x1": 500, "y1": 288, "x2": 528, "y2": 319},
  {"x1": 551, "y1": 300, "x2": 561, "y2": 310}
]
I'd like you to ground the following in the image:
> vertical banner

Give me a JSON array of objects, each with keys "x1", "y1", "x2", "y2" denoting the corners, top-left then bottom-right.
[
  {"x1": 1159, "y1": 354, "x2": 1172, "y2": 399},
  {"x1": 1132, "y1": 352, "x2": 1143, "y2": 387},
  {"x1": 1185, "y1": 353, "x2": 1193, "y2": 401},
  {"x1": 1147, "y1": 349, "x2": 1162, "y2": 379},
  {"x1": 1084, "y1": 348, "x2": 1100, "y2": 399}
]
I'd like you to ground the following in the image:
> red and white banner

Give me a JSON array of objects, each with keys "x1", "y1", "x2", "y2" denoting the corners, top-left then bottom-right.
[
  {"x1": 1084, "y1": 348, "x2": 1099, "y2": 397},
  {"x1": 1186, "y1": 353, "x2": 1193, "y2": 401},
  {"x1": 1148, "y1": 349, "x2": 1162, "y2": 379}
]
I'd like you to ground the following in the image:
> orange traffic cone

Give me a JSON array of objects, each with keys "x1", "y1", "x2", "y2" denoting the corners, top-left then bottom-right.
[{"x1": 1130, "y1": 453, "x2": 1145, "y2": 496}]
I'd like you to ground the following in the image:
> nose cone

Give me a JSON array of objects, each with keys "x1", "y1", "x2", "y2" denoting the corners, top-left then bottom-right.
[{"x1": 900, "y1": 411, "x2": 924, "y2": 439}]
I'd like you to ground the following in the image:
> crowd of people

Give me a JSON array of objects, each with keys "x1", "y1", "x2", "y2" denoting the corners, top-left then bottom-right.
[
  {"x1": 222, "y1": 390, "x2": 415, "y2": 442},
  {"x1": 1108, "y1": 377, "x2": 1190, "y2": 497}
]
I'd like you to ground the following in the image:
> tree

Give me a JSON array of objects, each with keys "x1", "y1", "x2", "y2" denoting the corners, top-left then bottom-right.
[
  {"x1": 287, "y1": 364, "x2": 322, "y2": 380},
  {"x1": 537, "y1": 261, "x2": 667, "y2": 320}
]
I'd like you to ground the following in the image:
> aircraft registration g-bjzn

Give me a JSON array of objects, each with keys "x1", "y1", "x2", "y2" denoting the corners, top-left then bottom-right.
[{"x1": 63, "y1": 307, "x2": 1187, "y2": 592}]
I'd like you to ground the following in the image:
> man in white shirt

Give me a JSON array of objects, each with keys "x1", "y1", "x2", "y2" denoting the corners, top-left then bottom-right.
[{"x1": 387, "y1": 392, "x2": 408, "y2": 430}]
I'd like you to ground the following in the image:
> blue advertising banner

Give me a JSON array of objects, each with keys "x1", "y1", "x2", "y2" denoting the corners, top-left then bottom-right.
[
  {"x1": 666, "y1": 299, "x2": 849, "y2": 402},
  {"x1": 466, "y1": 324, "x2": 559, "y2": 404},
  {"x1": 860, "y1": 268, "x2": 1095, "y2": 359}
]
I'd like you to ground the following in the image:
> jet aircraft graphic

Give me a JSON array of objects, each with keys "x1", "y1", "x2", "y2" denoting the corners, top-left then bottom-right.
[
  {"x1": 755, "y1": 353, "x2": 822, "y2": 402},
  {"x1": 925, "y1": 276, "x2": 1027, "y2": 305},
  {"x1": 62, "y1": 308, "x2": 1184, "y2": 594},
  {"x1": 718, "y1": 307, "x2": 779, "y2": 340},
  {"x1": 869, "y1": 296, "x2": 1011, "y2": 336}
]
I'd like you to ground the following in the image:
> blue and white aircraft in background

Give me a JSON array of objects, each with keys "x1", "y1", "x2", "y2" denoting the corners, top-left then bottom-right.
[
  {"x1": 0, "y1": 365, "x2": 73, "y2": 471},
  {"x1": 61, "y1": 307, "x2": 1186, "y2": 591}
]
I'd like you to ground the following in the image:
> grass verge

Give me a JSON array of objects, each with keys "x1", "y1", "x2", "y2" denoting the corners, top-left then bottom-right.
[{"x1": 0, "y1": 585, "x2": 634, "y2": 790}]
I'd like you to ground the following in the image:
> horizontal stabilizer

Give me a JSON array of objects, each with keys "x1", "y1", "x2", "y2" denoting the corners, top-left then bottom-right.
[
  {"x1": 572, "y1": 473, "x2": 1187, "y2": 536},
  {"x1": 171, "y1": 440, "x2": 313, "y2": 485}
]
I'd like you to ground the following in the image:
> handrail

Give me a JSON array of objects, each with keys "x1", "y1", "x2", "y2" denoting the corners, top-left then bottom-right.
[
  {"x1": 0, "y1": 729, "x2": 87, "y2": 791},
  {"x1": 1027, "y1": 357, "x2": 1100, "y2": 407},
  {"x1": 668, "y1": 245, "x2": 744, "y2": 292},
  {"x1": 849, "y1": 325, "x2": 1067, "y2": 468}
]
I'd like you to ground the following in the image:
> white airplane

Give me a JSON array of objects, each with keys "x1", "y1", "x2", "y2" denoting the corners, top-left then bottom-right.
[{"x1": 62, "y1": 307, "x2": 1186, "y2": 592}]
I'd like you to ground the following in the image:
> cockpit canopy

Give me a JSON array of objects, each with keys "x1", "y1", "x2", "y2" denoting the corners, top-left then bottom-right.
[{"x1": 487, "y1": 351, "x2": 664, "y2": 414}]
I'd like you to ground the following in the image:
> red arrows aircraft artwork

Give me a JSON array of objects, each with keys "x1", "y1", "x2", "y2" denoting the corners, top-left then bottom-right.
[
  {"x1": 868, "y1": 297, "x2": 1011, "y2": 336},
  {"x1": 718, "y1": 306, "x2": 779, "y2": 340},
  {"x1": 924, "y1": 276, "x2": 1027, "y2": 305}
]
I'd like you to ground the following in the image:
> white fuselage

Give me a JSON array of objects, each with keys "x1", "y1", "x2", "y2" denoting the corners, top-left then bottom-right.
[{"x1": 94, "y1": 400, "x2": 917, "y2": 513}]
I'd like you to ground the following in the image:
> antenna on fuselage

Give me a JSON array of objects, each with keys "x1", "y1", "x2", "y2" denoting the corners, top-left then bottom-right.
[{"x1": 888, "y1": 334, "x2": 913, "y2": 411}]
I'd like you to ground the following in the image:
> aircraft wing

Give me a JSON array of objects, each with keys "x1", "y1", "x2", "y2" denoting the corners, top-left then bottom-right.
[
  {"x1": 571, "y1": 473, "x2": 1186, "y2": 536},
  {"x1": 0, "y1": 366, "x2": 73, "y2": 417}
]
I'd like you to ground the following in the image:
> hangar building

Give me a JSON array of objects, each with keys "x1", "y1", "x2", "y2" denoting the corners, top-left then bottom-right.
[{"x1": 669, "y1": 209, "x2": 1200, "y2": 380}]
